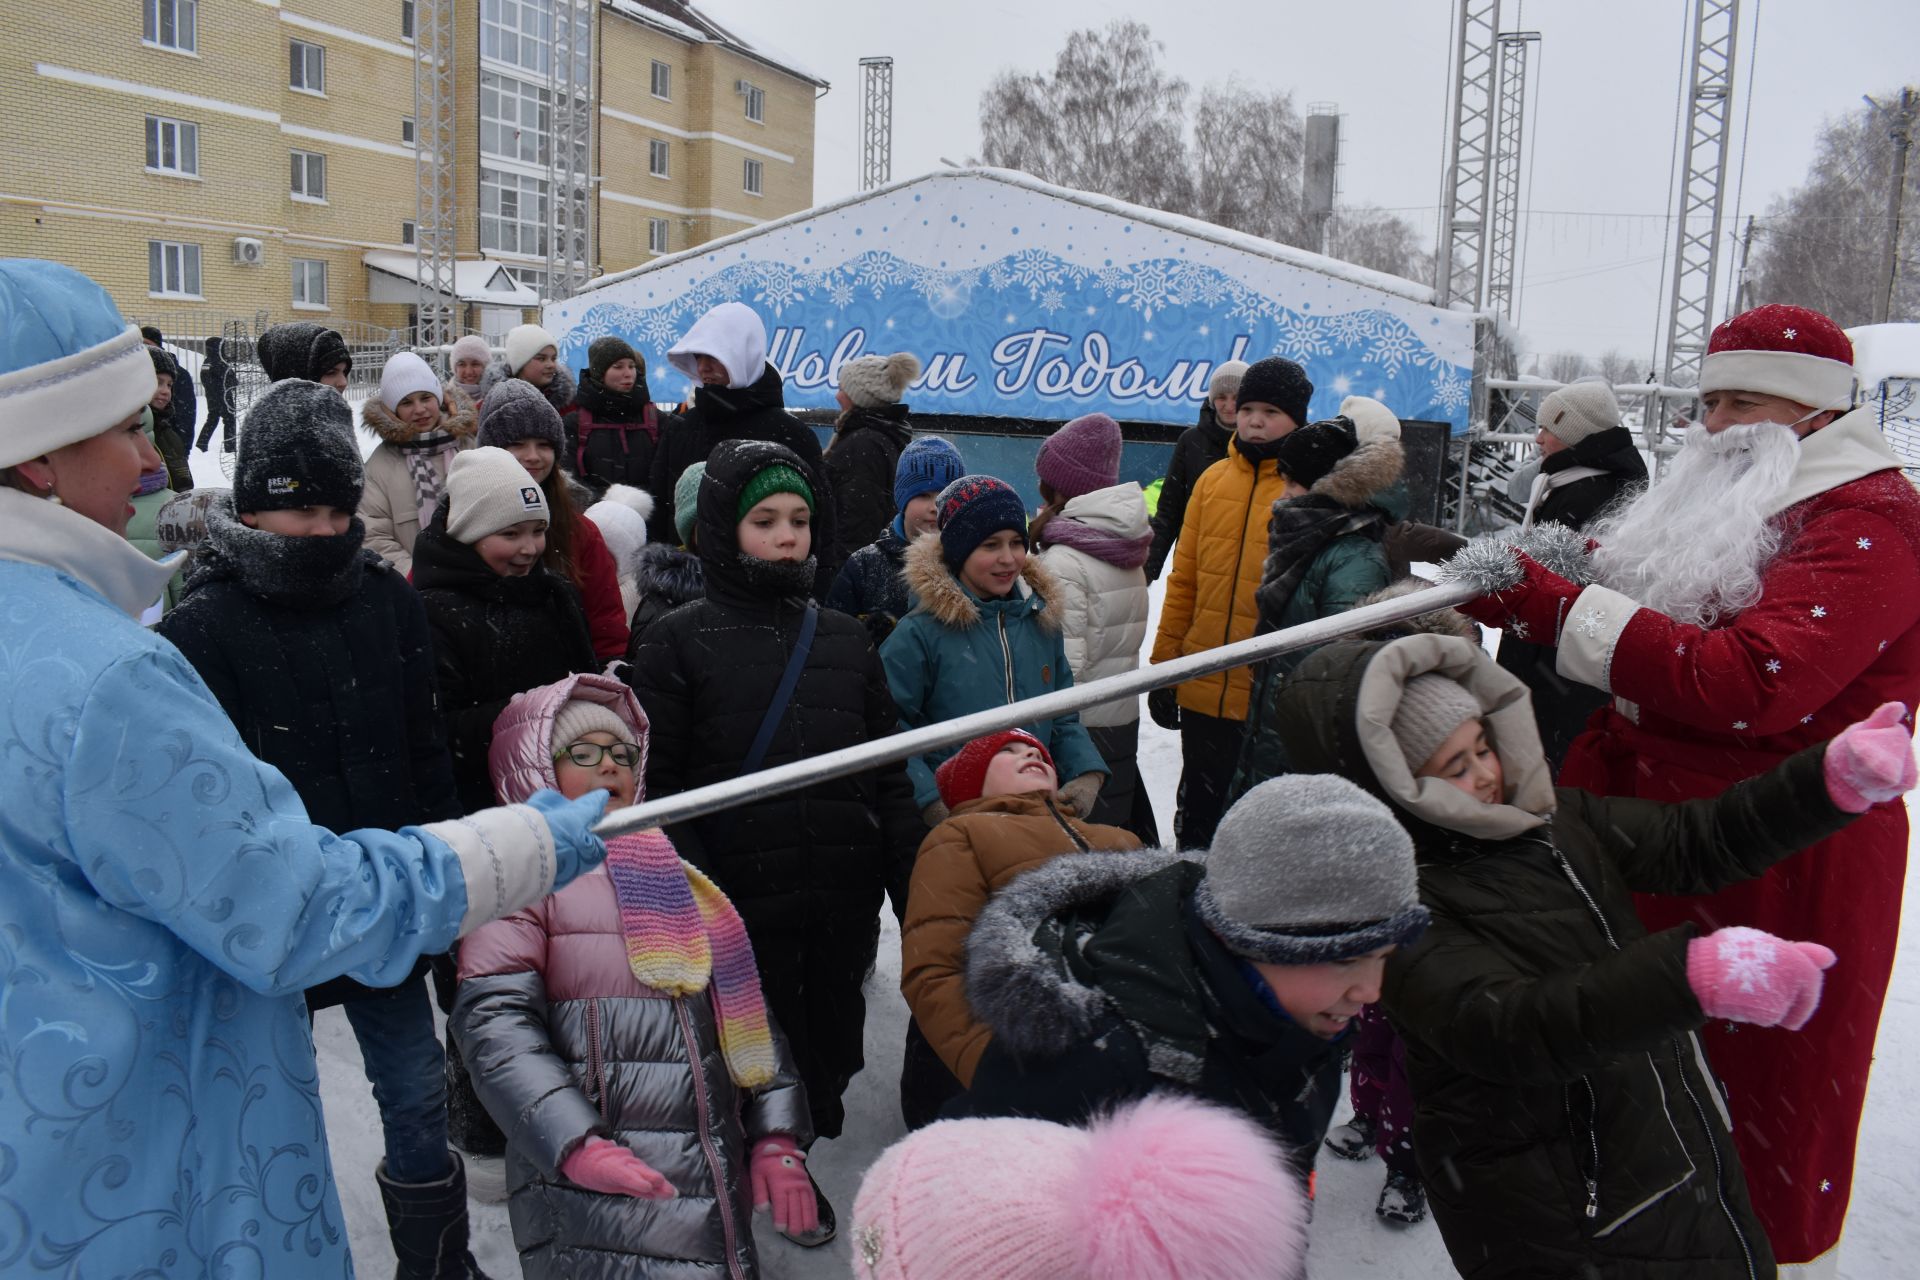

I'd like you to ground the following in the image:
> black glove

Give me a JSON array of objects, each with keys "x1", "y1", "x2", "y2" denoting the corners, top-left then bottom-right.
[{"x1": 1148, "y1": 687, "x2": 1182, "y2": 731}]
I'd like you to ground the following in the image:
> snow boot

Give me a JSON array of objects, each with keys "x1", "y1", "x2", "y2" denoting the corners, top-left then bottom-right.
[
  {"x1": 1376, "y1": 1169, "x2": 1428, "y2": 1226},
  {"x1": 779, "y1": 1171, "x2": 838, "y2": 1248},
  {"x1": 377, "y1": 1155, "x2": 494, "y2": 1279},
  {"x1": 1324, "y1": 1113, "x2": 1377, "y2": 1161}
]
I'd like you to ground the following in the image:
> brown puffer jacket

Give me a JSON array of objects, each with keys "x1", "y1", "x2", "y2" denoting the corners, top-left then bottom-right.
[{"x1": 901, "y1": 791, "x2": 1140, "y2": 1086}]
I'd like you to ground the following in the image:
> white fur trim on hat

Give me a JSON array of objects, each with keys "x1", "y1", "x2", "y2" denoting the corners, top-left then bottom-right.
[
  {"x1": 504, "y1": 324, "x2": 557, "y2": 376},
  {"x1": 1340, "y1": 395, "x2": 1402, "y2": 445},
  {"x1": 1698, "y1": 349, "x2": 1858, "y2": 412},
  {"x1": 0, "y1": 324, "x2": 156, "y2": 469},
  {"x1": 379, "y1": 350, "x2": 444, "y2": 413},
  {"x1": 445, "y1": 445, "x2": 550, "y2": 544}
]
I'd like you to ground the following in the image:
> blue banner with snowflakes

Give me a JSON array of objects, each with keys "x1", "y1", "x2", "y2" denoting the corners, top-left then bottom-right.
[{"x1": 548, "y1": 170, "x2": 1477, "y2": 431}]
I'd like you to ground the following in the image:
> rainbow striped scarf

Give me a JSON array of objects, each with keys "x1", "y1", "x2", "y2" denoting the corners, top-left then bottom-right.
[{"x1": 605, "y1": 831, "x2": 777, "y2": 1089}]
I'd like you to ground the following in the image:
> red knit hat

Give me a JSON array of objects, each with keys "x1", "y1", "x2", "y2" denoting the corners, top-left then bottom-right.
[
  {"x1": 936, "y1": 729, "x2": 1055, "y2": 810},
  {"x1": 1698, "y1": 304, "x2": 1857, "y2": 411}
]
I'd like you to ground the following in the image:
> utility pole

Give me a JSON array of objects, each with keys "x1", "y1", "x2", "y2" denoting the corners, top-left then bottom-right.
[
  {"x1": 859, "y1": 57, "x2": 895, "y2": 191},
  {"x1": 1873, "y1": 86, "x2": 1916, "y2": 324}
]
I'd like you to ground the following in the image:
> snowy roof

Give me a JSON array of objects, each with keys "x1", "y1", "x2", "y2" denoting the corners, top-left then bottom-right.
[
  {"x1": 602, "y1": 0, "x2": 828, "y2": 88},
  {"x1": 363, "y1": 253, "x2": 540, "y2": 306},
  {"x1": 1847, "y1": 322, "x2": 1920, "y2": 383},
  {"x1": 576, "y1": 167, "x2": 1439, "y2": 304}
]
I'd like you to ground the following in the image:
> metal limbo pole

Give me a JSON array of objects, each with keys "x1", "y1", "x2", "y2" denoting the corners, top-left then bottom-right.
[{"x1": 594, "y1": 581, "x2": 1481, "y2": 839}]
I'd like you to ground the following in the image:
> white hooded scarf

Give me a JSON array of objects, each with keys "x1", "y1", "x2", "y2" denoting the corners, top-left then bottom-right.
[{"x1": 667, "y1": 301, "x2": 768, "y2": 390}]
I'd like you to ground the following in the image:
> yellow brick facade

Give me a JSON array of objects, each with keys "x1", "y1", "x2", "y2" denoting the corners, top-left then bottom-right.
[{"x1": 0, "y1": 0, "x2": 820, "y2": 338}]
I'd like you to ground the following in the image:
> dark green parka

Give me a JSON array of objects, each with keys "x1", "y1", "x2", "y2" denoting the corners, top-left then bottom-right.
[{"x1": 1272, "y1": 634, "x2": 1855, "y2": 1280}]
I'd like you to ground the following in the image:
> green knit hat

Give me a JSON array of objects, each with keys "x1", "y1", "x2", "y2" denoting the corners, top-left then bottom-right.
[
  {"x1": 673, "y1": 461, "x2": 706, "y2": 546},
  {"x1": 736, "y1": 463, "x2": 815, "y2": 521}
]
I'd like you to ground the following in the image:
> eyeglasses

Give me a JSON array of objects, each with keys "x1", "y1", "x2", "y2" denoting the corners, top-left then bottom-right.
[{"x1": 553, "y1": 742, "x2": 641, "y2": 768}]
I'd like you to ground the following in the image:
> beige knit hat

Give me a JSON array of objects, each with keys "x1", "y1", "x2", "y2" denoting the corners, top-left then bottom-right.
[
  {"x1": 1391, "y1": 673, "x2": 1485, "y2": 772},
  {"x1": 551, "y1": 699, "x2": 635, "y2": 757},
  {"x1": 839, "y1": 351, "x2": 921, "y2": 409},
  {"x1": 1208, "y1": 359, "x2": 1250, "y2": 399},
  {"x1": 445, "y1": 446, "x2": 549, "y2": 544},
  {"x1": 1537, "y1": 380, "x2": 1621, "y2": 448}
]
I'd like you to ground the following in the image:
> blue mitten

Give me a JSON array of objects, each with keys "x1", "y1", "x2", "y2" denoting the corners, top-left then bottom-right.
[{"x1": 524, "y1": 789, "x2": 611, "y2": 889}]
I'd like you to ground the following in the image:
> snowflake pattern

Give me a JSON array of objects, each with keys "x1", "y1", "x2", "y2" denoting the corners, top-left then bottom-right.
[
  {"x1": 1324, "y1": 309, "x2": 1379, "y2": 345},
  {"x1": 1820, "y1": 1179, "x2": 1832, "y2": 1193},
  {"x1": 1733, "y1": 720, "x2": 1749, "y2": 731},
  {"x1": 828, "y1": 280, "x2": 855, "y2": 308},
  {"x1": 1117, "y1": 262, "x2": 1174, "y2": 320},
  {"x1": 1858, "y1": 537, "x2": 1873, "y2": 550},
  {"x1": 1510, "y1": 620, "x2": 1531, "y2": 640},
  {"x1": 1784, "y1": 328, "x2": 1798, "y2": 340},
  {"x1": 1009, "y1": 248, "x2": 1062, "y2": 296},
  {"x1": 1570, "y1": 608, "x2": 1611, "y2": 640},
  {"x1": 1432, "y1": 367, "x2": 1471, "y2": 414},
  {"x1": 1364, "y1": 321, "x2": 1419, "y2": 375},
  {"x1": 1275, "y1": 314, "x2": 1331, "y2": 359},
  {"x1": 1803, "y1": 715, "x2": 1816, "y2": 725},
  {"x1": 1675, "y1": 642, "x2": 1687, "y2": 656},
  {"x1": 1765, "y1": 659, "x2": 1782, "y2": 674},
  {"x1": 1038, "y1": 287, "x2": 1066, "y2": 315},
  {"x1": 1811, "y1": 606, "x2": 1828, "y2": 618},
  {"x1": 1717, "y1": 931, "x2": 1773, "y2": 991}
]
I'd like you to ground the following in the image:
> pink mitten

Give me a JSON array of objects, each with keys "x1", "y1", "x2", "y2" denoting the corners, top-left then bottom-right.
[
  {"x1": 1687, "y1": 927, "x2": 1837, "y2": 1031},
  {"x1": 561, "y1": 1136, "x2": 676, "y2": 1199},
  {"x1": 1824, "y1": 702, "x2": 1917, "y2": 813},
  {"x1": 750, "y1": 1136, "x2": 817, "y2": 1235}
]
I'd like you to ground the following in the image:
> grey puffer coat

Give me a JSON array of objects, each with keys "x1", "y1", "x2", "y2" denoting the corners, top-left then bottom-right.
[{"x1": 454, "y1": 673, "x2": 811, "y2": 1279}]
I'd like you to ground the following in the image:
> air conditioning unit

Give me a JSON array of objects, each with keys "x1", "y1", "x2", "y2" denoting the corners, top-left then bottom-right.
[
  {"x1": 734, "y1": 79, "x2": 751, "y2": 94},
  {"x1": 232, "y1": 237, "x2": 265, "y2": 266}
]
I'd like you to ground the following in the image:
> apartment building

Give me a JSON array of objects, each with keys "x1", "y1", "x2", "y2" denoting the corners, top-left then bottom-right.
[{"x1": 0, "y1": 0, "x2": 824, "y2": 337}]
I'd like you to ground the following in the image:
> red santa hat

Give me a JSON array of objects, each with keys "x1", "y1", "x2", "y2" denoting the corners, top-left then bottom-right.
[{"x1": 1697, "y1": 303, "x2": 1857, "y2": 412}]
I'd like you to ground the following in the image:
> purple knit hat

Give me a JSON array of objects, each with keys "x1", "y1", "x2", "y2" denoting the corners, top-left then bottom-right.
[{"x1": 1035, "y1": 413, "x2": 1123, "y2": 501}]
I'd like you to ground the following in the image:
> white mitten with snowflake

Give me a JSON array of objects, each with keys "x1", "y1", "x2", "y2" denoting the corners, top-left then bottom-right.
[{"x1": 1686, "y1": 926, "x2": 1836, "y2": 1031}]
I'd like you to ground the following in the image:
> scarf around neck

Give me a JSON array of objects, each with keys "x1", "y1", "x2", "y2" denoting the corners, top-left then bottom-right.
[
  {"x1": 1039, "y1": 515, "x2": 1152, "y2": 569},
  {"x1": 604, "y1": 831, "x2": 776, "y2": 1088},
  {"x1": 393, "y1": 431, "x2": 460, "y2": 529},
  {"x1": 1253, "y1": 495, "x2": 1386, "y2": 631}
]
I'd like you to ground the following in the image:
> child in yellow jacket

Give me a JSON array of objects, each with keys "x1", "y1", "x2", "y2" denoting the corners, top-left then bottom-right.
[{"x1": 1149, "y1": 356, "x2": 1312, "y2": 846}]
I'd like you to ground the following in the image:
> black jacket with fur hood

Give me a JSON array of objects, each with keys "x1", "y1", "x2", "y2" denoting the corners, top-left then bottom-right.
[{"x1": 1271, "y1": 634, "x2": 1857, "y2": 1279}]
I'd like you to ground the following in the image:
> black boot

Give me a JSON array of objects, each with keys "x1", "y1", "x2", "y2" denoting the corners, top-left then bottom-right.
[{"x1": 376, "y1": 1154, "x2": 494, "y2": 1279}]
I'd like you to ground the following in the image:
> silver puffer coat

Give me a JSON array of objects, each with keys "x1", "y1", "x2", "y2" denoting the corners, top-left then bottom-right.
[{"x1": 453, "y1": 673, "x2": 812, "y2": 1278}]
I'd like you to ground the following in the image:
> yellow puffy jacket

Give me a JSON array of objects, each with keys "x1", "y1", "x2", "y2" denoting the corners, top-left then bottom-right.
[{"x1": 1149, "y1": 436, "x2": 1288, "y2": 720}]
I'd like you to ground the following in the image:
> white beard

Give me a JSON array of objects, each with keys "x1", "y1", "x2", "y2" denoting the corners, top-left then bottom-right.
[{"x1": 1589, "y1": 421, "x2": 1802, "y2": 629}]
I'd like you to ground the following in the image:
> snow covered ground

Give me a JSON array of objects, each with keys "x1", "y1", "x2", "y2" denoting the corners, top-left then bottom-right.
[{"x1": 230, "y1": 438, "x2": 1918, "y2": 1276}]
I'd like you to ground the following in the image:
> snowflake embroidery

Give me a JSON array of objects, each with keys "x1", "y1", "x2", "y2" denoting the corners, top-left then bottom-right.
[
  {"x1": 1802, "y1": 715, "x2": 1816, "y2": 725},
  {"x1": 1784, "y1": 328, "x2": 1798, "y2": 340},
  {"x1": 1765, "y1": 659, "x2": 1782, "y2": 674},
  {"x1": 1571, "y1": 609, "x2": 1610, "y2": 640},
  {"x1": 1724, "y1": 1021, "x2": 1741, "y2": 1034},
  {"x1": 1718, "y1": 932, "x2": 1773, "y2": 992},
  {"x1": 1880, "y1": 640, "x2": 1890, "y2": 652},
  {"x1": 1732, "y1": 720, "x2": 1749, "y2": 731},
  {"x1": 1811, "y1": 606, "x2": 1827, "y2": 618},
  {"x1": 1820, "y1": 1179, "x2": 1832, "y2": 1193},
  {"x1": 1675, "y1": 642, "x2": 1687, "y2": 656},
  {"x1": 1509, "y1": 620, "x2": 1531, "y2": 640},
  {"x1": 1857, "y1": 537, "x2": 1873, "y2": 550}
]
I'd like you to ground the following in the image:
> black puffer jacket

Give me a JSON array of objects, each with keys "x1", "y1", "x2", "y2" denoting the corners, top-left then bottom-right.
[
  {"x1": 824, "y1": 518, "x2": 911, "y2": 647},
  {"x1": 157, "y1": 498, "x2": 459, "y2": 1006},
  {"x1": 824, "y1": 403, "x2": 912, "y2": 567},
  {"x1": 1145, "y1": 400, "x2": 1234, "y2": 582},
  {"x1": 1272, "y1": 635, "x2": 1856, "y2": 1280},
  {"x1": 960, "y1": 849, "x2": 1346, "y2": 1179},
  {"x1": 565, "y1": 366, "x2": 678, "y2": 497},
  {"x1": 1502, "y1": 425, "x2": 1649, "y2": 770},
  {"x1": 643, "y1": 363, "x2": 838, "y2": 593},
  {"x1": 629, "y1": 439, "x2": 920, "y2": 931},
  {"x1": 412, "y1": 507, "x2": 598, "y2": 813},
  {"x1": 622, "y1": 541, "x2": 706, "y2": 660}
]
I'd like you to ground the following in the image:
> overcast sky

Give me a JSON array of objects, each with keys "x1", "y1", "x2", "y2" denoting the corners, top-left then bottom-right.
[{"x1": 706, "y1": 0, "x2": 1915, "y2": 367}]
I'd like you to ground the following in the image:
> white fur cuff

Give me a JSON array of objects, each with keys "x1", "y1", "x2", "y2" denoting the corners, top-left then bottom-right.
[
  {"x1": 1554, "y1": 585, "x2": 1641, "y2": 693},
  {"x1": 420, "y1": 804, "x2": 557, "y2": 936}
]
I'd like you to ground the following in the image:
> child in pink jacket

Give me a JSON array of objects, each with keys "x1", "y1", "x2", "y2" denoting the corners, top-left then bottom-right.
[{"x1": 451, "y1": 672, "x2": 819, "y2": 1277}]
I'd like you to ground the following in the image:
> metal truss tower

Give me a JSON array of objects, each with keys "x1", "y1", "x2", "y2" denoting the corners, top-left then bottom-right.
[
  {"x1": 1661, "y1": 0, "x2": 1740, "y2": 385},
  {"x1": 1436, "y1": 0, "x2": 1501, "y2": 309},
  {"x1": 1484, "y1": 30, "x2": 1539, "y2": 320},
  {"x1": 859, "y1": 57, "x2": 894, "y2": 191},
  {"x1": 412, "y1": 0, "x2": 457, "y2": 346},
  {"x1": 546, "y1": 0, "x2": 595, "y2": 300}
]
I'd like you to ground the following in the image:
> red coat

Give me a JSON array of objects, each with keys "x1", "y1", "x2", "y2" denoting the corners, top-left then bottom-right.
[
  {"x1": 569, "y1": 513, "x2": 630, "y2": 662},
  {"x1": 1557, "y1": 414, "x2": 1920, "y2": 1265}
]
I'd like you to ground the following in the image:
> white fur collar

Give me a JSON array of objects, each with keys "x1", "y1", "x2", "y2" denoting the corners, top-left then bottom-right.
[
  {"x1": 1766, "y1": 407, "x2": 1906, "y2": 517},
  {"x1": 0, "y1": 486, "x2": 183, "y2": 617}
]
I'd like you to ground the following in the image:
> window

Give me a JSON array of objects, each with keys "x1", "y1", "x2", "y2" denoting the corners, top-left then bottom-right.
[
  {"x1": 401, "y1": 220, "x2": 416, "y2": 245},
  {"x1": 401, "y1": 116, "x2": 416, "y2": 145},
  {"x1": 144, "y1": 115, "x2": 198, "y2": 176},
  {"x1": 650, "y1": 60, "x2": 671, "y2": 100},
  {"x1": 743, "y1": 157, "x2": 763, "y2": 196},
  {"x1": 479, "y1": 167, "x2": 550, "y2": 257},
  {"x1": 290, "y1": 150, "x2": 326, "y2": 200},
  {"x1": 292, "y1": 258, "x2": 329, "y2": 308},
  {"x1": 289, "y1": 39, "x2": 325, "y2": 93},
  {"x1": 648, "y1": 139, "x2": 669, "y2": 178},
  {"x1": 147, "y1": 240, "x2": 202, "y2": 298},
  {"x1": 648, "y1": 218, "x2": 669, "y2": 254},
  {"x1": 143, "y1": 0, "x2": 197, "y2": 53},
  {"x1": 480, "y1": 70, "x2": 551, "y2": 165},
  {"x1": 480, "y1": 0, "x2": 551, "y2": 76},
  {"x1": 744, "y1": 83, "x2": 765, "y2": 124},
  {"x1": 401, "y1": 0, "x2": 415, "y2": 40}
]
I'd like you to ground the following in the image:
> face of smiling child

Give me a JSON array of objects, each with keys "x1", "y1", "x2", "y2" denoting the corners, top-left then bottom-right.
[{"x1": 979, "y1": 740, "x2": 1057, "y2": 798}]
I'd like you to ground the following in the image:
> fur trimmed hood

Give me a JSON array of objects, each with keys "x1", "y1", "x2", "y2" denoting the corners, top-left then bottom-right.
[
  {"x1": 360, "y1": 382, "x2": 477, "y2": 448},
  {"x1": 1308, "y1": 435, "x2": 1404, "y2": 509},
  {"x1": 477, "y1": 358, "x2": 576, "y2": 416},
  {"x1": 901, "y1": 530, "x2": 1066, "y2": 633},
  {"x1": 964, "y1": 849, "x2": 1198, "y2": 1058},
  {"x1": 1352, "y1": 576, "x2": 1478, "y2": 640}
]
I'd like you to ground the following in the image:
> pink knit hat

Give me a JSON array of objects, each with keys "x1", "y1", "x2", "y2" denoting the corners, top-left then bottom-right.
[
  {"x1": 850, "y1": 1095, "x2": 1308, "y2": 1280},
  {"x1": 1035, "y1": 412, "x2": 1124, "y2": 501}
]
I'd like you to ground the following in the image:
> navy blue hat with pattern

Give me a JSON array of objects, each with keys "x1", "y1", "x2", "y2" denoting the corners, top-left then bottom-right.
[
  {"x1": 894, "y1": 435, "x2": 967, "y2": 511},
  {"x1": 936, "y1": 474, "x2": 1028, "y2": 571}
]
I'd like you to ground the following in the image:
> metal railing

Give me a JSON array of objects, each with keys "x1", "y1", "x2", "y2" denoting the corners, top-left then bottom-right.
[{"x1": 593, "y1": 581, "x2": 1480, "y2": 840}]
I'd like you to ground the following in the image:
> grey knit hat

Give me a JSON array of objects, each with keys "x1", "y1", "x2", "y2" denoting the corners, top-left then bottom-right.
[
  {"x1": 1391, "y1": 673, "x2": 1486, "y2": 772},
  {"x1": 1209, "y1": 359, "x2": 1250, "y2": 399},
  {"x1": 1193, "y1": 775, "x2": 1428, "y2": 964},
  {"x1": 478, "y1": 377, "x2": 566, "y2": 451},
  {"x1": 839, "y1": 351, "x2": 920, "y2": 409},
  {"x1": 1537, "y1": 379, "x2": 1621, "y2": 448},
  {"x1": 233, "y1": 380, "x2": 362, "y2": 514}
]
